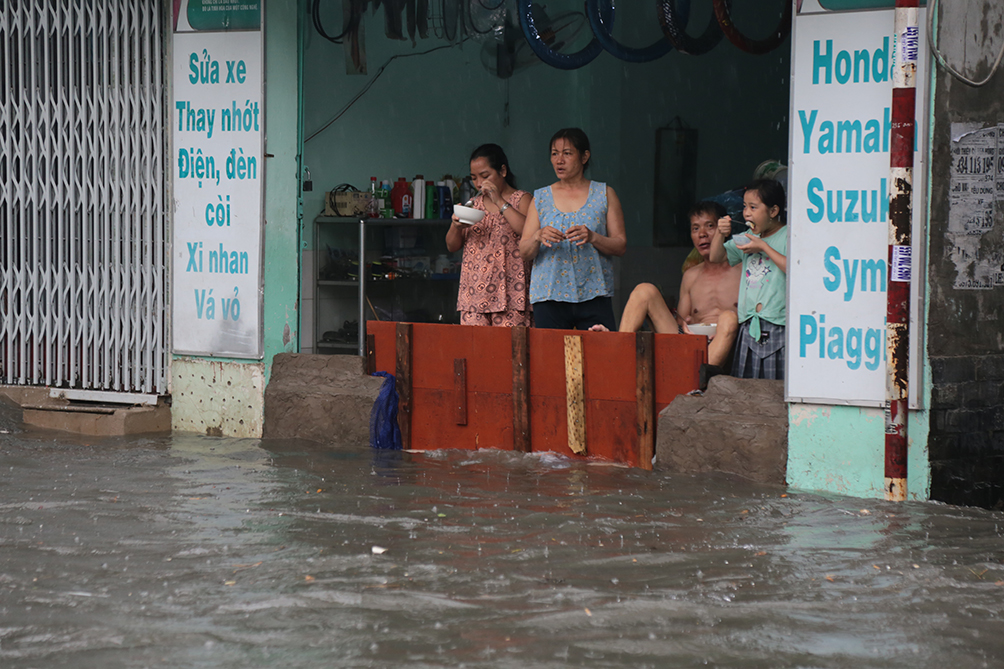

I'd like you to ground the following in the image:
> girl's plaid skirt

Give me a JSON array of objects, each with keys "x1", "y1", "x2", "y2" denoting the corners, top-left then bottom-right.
[{"x1": 732, "y1": 319, "x2": 785, "y2": 380}]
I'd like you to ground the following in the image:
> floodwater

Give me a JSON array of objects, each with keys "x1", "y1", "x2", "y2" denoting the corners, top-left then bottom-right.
[{"x1": 1, "y1": 431, "x2": 1003, "y2": 668}]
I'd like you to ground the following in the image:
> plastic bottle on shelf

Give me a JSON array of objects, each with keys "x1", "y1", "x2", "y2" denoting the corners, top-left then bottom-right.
[
  {"x1": 412, "y1": 175, "x2": 425, "y2": 220},
  {"x1": 434, "y1": 254, "x2": 450, "y2": 274},
  {"x1": 459, "y1": 177, "x2": 475, "y2": 207},
  {"x1": 425, "y1": 181, "x2": 436, "y2": 219},
  {"x1": 391, "y1": 177, "x2": 409, "y2": 217},
  {"x1": 436, "y1": 180, "x2": 453, "y2": 219},
  {"x1": 368, "y1": 176, "x2": 379, "y2": 218},
  {"x1": 379, "y1": 180, "x2": 393, "y2": 218},
  {"x1": 402, "y1": 190, "x2": 412, "y2": 218},
  {"x1": 443, "y1": 175, "x2": 460, "y2": 206}
]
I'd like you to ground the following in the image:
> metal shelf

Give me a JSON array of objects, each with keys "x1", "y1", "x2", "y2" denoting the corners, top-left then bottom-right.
[
  {"x1": 316, "y1": 216, "x2": 452, "y2": 227},
  {"x1": 317, "y1": 280, "x2": 358, "y2": 287},
  {"x1": 313, "y1": 215, "x2": 454, "y2": 355},
  {"x1": 316, "y1": 340, "x2": 357, "y2": 350}
]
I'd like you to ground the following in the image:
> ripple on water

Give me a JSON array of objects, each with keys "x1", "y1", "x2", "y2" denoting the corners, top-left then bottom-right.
[{"x1": 1, "y1": 433, "x2": 1003, "y2": 666}]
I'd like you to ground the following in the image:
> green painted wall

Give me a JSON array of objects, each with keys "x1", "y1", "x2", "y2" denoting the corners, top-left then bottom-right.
[
  {"x1": 262, "y1": 0, "x2": 303, "y2": 374},
  {"x1": 301, "y1": 3, "x2": 791, "y2": 248},
  {"x1": 787, "y1": 402, "x2": 931, "y2": 501}
]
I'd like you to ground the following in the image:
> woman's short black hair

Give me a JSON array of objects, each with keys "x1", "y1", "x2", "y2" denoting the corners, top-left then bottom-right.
[
  {"x1": 745, "y1": 178, "x2": 787, "y2": 224},
  {"x1": 549, "y1": 128, "x2": 591, "y2": 171},
  {"x1": 469, "y1": 143, "x2": 516, "y2": 188}
]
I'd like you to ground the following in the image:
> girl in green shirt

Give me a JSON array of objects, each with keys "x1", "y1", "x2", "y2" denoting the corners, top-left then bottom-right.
[{"x1": 710, "y1": 179, "x2": 788, "y2": 379}]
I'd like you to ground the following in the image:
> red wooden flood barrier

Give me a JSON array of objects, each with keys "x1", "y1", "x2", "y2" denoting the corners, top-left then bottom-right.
[{"x1": 366, "y1": 321, "x2": 707, "y2": 470}]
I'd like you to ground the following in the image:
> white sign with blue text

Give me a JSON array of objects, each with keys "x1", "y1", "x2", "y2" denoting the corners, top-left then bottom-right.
[
  {"x1": 171, "y1": 30, "x2": 263, "y2": 358},
  {"x1": 787, "y1": 8, "x2": 926, "y2": 407}
]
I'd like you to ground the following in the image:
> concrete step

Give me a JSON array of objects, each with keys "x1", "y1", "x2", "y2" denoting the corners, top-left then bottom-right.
[
  {"x1": 263, "y1": 353, "x2": 384, "y2": 446},
  {"x1": 21, "y1": 402, "x2": 171, "y2": 436}
]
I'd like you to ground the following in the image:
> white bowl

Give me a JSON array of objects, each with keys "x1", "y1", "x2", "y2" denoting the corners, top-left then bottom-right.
[
  {"x1": 688, "y1": 323, "x2": 717, "y2": 338},
  {"x1": 453, "y1": 204, "x2": 485, "y2": 225},
  {"x1": 732, "y1": 233, "x2": 750, "y2": 246}
]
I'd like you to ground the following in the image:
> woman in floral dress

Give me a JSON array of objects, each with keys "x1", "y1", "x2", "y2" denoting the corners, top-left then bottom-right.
[{"x1": 446, "y1": 144, "x2": 533, "y2": 326}]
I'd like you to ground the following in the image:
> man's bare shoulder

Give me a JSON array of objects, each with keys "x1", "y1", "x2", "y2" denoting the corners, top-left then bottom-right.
[{"x1": 681, "y1": 261, "x2": 707, "y2": 286}]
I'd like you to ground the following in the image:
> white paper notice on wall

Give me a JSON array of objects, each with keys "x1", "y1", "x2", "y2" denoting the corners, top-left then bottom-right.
[
  {"x1": 949, "y1": 123, "x2": 996, "y2": 235},
  {"x1": 998, "y1": 124, "x2": 1004, "y2": 203},
  {"x1": 948, "y1": 122, "x2": 1004, "y2": 291}
]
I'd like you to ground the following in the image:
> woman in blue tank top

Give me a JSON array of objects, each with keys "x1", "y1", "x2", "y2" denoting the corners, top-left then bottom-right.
[{"x1": 519, "y1": 128, "x2": 627, "y2": 330}]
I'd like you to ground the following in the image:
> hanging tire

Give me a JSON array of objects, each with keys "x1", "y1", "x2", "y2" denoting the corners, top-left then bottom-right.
[
  {"x1": 658, "y1": 0, "x2": 726, "y2": 56},
  {"x1": 517, "y1": 0, "x2": 610, "y2": 71},
  {"x1": 585, "y1": 0, "x2": 685, "y2": 64},
  {"x1": 712, "y1": 0, "x2": 792, "y2": 55}
]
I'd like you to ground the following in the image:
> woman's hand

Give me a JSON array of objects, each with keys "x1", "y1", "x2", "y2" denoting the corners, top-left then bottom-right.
[
  {"x1": 445, "y1": 213, "x2": 467, "y2": 253},
  {"x1": 449, "y1": 212, "x2": 468, "y2": 232},
  {"x1": 565, "y1": 225, "x2": 593, "y2": 247},
  {"x1": 535, "y1": 226, "x2": 565, "y2": 248},
  {"x1": 480, "y1": 180, "x2": 501, "y2": 207}
]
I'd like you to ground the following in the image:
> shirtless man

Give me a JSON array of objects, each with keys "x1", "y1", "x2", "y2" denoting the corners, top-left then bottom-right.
[{"x1": 594, "y1": 201, "x2": 741, "y2": 374}]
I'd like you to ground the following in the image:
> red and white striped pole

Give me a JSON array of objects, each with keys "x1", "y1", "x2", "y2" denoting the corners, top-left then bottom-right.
[{"x1": 885, "y1": 0, "x2": 919, "y2": 502}]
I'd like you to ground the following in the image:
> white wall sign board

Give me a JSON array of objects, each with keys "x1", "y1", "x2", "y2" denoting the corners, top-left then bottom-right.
[
  {"x1": 171, "y1": 24, "x2": 263, "y2": 358},
  {"x1": 787, "y1": 6, "x2": 926, "y2": 407}
]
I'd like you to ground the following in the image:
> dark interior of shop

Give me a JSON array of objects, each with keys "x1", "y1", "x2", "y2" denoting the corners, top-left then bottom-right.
[{"x1": 301, "y1": 1, "x2": 791, "y2": 347}]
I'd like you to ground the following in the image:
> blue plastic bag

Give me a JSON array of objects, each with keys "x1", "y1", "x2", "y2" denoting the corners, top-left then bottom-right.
[{"x1": 369, "y1": 371, "x2": 402, "y2": 450}]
